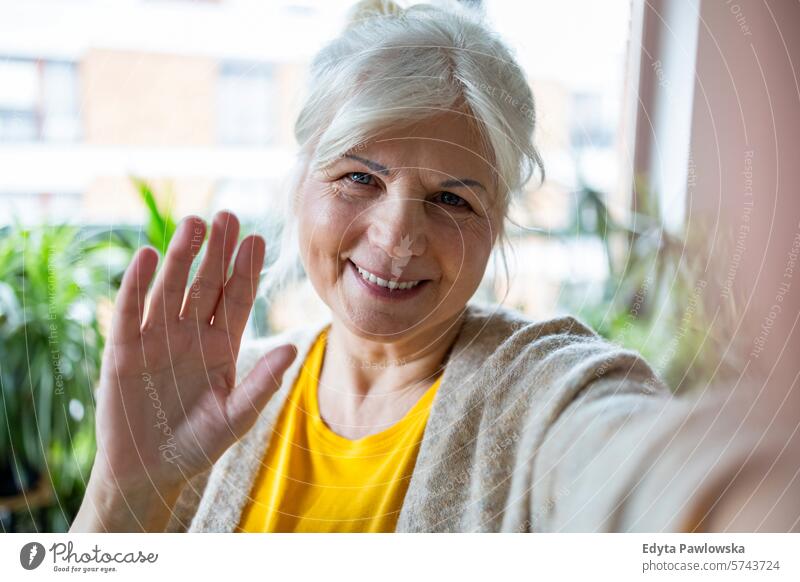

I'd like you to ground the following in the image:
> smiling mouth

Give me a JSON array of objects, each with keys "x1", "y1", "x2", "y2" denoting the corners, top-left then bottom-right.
[{"x1": 347, "y1": 259, "x2": 431, "y2": 296}]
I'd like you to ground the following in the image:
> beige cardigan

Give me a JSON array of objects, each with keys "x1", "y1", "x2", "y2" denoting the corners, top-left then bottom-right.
[{"x1": 163, "y1": 301, "x2": 789, "y2": 532}]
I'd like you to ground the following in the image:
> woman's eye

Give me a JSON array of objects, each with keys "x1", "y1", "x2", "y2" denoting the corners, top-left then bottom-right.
[
  {"x1": 436, "y1": 191, "x2": 471, "y2": 211},
  {"x1": 346, "y1": 172, "x2": 374, "y2": 186}
]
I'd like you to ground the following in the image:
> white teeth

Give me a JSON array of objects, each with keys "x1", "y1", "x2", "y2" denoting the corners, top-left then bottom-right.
[{"x1": 355, "y1": 264, "x2": 422, "y2": 290}]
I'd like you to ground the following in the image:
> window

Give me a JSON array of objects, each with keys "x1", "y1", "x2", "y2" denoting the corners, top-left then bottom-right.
[
  {"x1": 0, "y1": 59, "x2": 81, "y2": 142},
  {"x1": 216, "y1": 61, "x2": 277, "y2": 146}
]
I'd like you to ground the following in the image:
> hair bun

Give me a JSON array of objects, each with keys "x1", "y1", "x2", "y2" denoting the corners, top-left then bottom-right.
[{"x1": 345, "y1": 0, "x2": 404, "y2": 30}]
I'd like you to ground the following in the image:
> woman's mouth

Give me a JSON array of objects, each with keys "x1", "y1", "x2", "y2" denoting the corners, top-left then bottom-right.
[{"x1": 347, "y1": 259, "x2": 430, "y2": 301}]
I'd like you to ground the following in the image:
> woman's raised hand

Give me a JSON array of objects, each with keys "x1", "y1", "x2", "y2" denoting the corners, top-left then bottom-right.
[{"x1": 89, "y1": 211, "x2": 296, "y2": 507}]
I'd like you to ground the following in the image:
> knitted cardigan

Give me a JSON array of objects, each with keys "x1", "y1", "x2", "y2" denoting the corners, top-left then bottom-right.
[{"x1": 163, "y1": 301, "x2": 773, "y2": 532}]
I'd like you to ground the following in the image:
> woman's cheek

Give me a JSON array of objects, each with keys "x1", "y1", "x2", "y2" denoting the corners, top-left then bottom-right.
[
  {"x1": 433, "y1": 213, "x2": 493, "y2": 256},
  {"x1": 440, "y1": 232, "x2": 492, "y2": 297},
  {"x1": 301, "y1": 185, "x2": 358, "y2": 248}
]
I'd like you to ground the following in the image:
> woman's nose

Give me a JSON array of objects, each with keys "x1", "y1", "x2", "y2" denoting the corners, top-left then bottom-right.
[{"x1": 366, "y1": 196, "x2": 428, "y2": 261}]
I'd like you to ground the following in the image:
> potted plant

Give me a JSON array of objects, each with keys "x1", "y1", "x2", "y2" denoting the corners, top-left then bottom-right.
[{"x1": 0, "y1": 223, "x2": 133, "y2": 531}]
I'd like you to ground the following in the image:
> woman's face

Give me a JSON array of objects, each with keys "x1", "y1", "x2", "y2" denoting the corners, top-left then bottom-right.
[{"x1": 297, "y1": 110, "x2": 502, "y2": 341}]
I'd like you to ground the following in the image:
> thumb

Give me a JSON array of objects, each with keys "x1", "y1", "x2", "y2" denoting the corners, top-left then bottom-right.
[{"x1": 226, "y1": 343, "x2": 298, "y2": 439}]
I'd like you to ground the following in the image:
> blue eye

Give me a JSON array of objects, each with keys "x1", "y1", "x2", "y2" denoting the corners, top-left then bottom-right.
[
  {"x1": 347, "y1": 172, "x2": 374, "y2": 185},
  {"x1": 437, "y1": 191, "x2": 471, "y2": 210}
]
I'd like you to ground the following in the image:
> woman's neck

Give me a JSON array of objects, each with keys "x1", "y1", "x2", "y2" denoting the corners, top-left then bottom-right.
[
  {"x1": 325, "y1": 310, "x2": 463, "y2": 394},
  {"x1": 316, "y1": 310, "x2": 464, "y2": 438}
]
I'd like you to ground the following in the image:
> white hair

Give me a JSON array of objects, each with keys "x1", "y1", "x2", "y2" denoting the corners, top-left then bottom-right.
[{"x1": 261, "y1": 0, "x2": 543, "y2": 303}]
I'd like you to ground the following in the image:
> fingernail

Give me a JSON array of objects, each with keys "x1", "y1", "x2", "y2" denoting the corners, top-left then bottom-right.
[{"x1": 275, "y1": 343, "x2": 298, "y2": 363}]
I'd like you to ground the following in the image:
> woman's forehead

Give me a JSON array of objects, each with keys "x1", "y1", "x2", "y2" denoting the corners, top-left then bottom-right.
[
  {"x1": 368, "y1": 109, "x2": 487, "y2": 150},
  {"x1": 342, "y1": 113, "x2": 494, "y2": 179}
]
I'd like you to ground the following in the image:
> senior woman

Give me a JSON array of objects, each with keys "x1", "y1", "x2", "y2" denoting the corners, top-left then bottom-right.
[{"x1": 71, "y1": 1, "x2": 799, "y2": 533}]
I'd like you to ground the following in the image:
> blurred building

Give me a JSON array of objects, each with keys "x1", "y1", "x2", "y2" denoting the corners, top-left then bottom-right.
[
  {"x1": 0, "y1": 0, "x2": 632, "y2": 323},
  {"x1": 0, "y1": 0, "x2": 351, "y2": 225}
]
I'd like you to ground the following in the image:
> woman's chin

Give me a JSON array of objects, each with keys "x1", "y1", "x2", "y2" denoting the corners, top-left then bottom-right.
[{"x1": 339, "y1": 303, "x2": 431, "y2": 339}]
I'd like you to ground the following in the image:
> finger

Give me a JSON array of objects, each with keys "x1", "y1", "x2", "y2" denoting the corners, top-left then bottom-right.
[
  {"x1": 225, "y1": 343, "x2": 298, "y2": 439},
  {"x1": 110, "y1": 246, "x2": 158, "y2": 344},
  {"x1": 144, "y1": 216, "x2": 206, "y2": 327},
  {"x1": 211, "y1": 234, "x2": 265, "y2": 338},
  {"x1": 181, "y1": 210, "x2": 240, "y2": 323}
]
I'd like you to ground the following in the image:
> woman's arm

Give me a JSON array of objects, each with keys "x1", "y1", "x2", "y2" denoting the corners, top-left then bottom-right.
[
  {"x1": 70, "y1": 470, "x2": 184, "y2": 532},
  {"x1": 677, "y1": 404, "x2": 800, "y2": 532},
  {"x1": 531, "y1": 364, "x2": 800, "y2": 532}
]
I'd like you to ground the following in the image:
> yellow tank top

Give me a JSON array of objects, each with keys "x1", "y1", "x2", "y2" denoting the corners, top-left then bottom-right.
[{"x1": 237, "y1": 326, "x2": 442, "y2": 532}]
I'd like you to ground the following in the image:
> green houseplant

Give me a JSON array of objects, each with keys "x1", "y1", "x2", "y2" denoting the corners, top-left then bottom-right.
[
  {"x1": 556, "y1": 176, "x2": 744, "y2": 393},
  {"x1": 0, "y1": 224, "x2": 132, "y2": 531},
  {"x1": 0, "y1": 178, "x2": 181, "y2": 532}
]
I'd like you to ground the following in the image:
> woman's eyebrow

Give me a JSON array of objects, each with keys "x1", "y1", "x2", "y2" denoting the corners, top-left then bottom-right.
[{"x1": 343, "y1": 154, "x2": 390, "y2": 176}]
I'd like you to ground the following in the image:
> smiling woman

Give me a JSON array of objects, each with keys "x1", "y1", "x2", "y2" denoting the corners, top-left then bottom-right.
[
  {"x1": 69, "y1": 0, "x2": 800, "y2": 534},
  {"x1": 299, "y1": 110, "x2": 500, "y2": 343}
]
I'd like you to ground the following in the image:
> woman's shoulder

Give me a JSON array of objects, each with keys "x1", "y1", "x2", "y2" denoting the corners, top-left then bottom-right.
[
  {"x1": 460, "y1": 301, "x2": 665, "y2": 395},
  {"x1": 465, "y1": 300, "x2": 598, "y2": 334},
  {"x1": 459, "y1": 300, "x2": 605, "y2": 361}
]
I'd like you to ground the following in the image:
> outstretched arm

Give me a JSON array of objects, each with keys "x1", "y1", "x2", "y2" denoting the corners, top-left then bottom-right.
[{"x1": 531, "y1": 358, "x2": 800, "y2": 532}]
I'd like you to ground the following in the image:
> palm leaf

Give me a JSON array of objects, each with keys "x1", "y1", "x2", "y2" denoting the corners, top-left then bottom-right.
[{"x1": 131, "y1": 177, "x2": 177, "y2": 253}]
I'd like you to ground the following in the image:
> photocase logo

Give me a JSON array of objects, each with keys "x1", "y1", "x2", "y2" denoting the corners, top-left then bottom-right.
[
  {"x1": 19, "y1": 542, "x2": 46, "y2": 570},
  {"x1": 390, "y1": 233, "x2": 414, "y2": 280}
]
